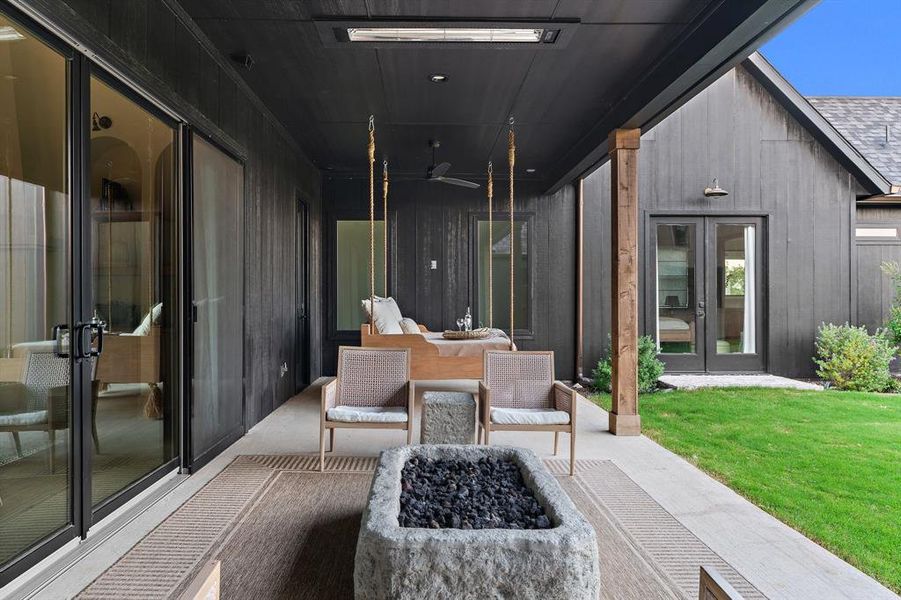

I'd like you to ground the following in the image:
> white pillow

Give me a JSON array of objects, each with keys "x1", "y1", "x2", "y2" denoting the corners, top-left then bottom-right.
[
  {"x1": 361, "y1": 296, "x2": 405, "y2": 334},
  {"x1": 400, "y1": 318, "x2": 421, "y2": 334},
  {"x1": 132, "y1": 302, "x2": 163, "y2": 336}
]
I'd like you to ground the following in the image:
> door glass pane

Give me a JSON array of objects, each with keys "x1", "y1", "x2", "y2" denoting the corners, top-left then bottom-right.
[
  {"x1": 656, "y1": 224, "x2": 696, "y2": 353},
  {"x1": 715, "y1": 224, "x2": 756, "y2": 354},
  {"x1": 477, "y1": 220, "x2": 529, "y2": 331},
  {"x1": 0, "y1": 12, "x2": 71, "y2": 563},
  {"x1": 191, "y1": 137, "x2": 243, "y2": 461},
  {"x1": 336, "y1": 220, "x2": 384, "y2": 330},
  {"x1": 89, "y1": 76, "x2": 177, "y2": 506}
]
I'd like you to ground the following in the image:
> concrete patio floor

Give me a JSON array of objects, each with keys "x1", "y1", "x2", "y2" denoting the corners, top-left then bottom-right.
[{"x1": 5, "y1": 379, "x2": 895, "y2": 600}]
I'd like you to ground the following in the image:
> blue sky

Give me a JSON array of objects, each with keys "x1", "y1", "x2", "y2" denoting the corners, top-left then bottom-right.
[{"x1": 761, "y1": 0, "x2": 901, "y2": 96}]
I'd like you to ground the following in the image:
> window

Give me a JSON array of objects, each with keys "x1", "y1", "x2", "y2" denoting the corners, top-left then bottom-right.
[
  {"x1": 336, "y1": 220, "x2": 384, "y2": 330},
  {"x1": 476, "y1": 218, "x2": 530, "y2": 333},
  {"x1": 856, "y1": 226, "x2": 898, "y2": 240}
]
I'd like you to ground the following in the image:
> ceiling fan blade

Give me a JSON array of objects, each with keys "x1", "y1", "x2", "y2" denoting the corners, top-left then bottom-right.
[
  {"x1": 430, "y1": 161, "x2": 452, "y2": 178},
  {"x1": 439, "y1": 177, "x2": 480, "y2": 189}
]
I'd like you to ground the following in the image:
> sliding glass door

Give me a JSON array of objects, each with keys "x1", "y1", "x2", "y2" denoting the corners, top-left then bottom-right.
[
  {"x1": 0, "y1": 8, "x2": 74, "y2": 567},
  {"x1": 87, "y1": 74, "x2": 179, "y2": 511},
  {"x1": 651, "y1": 216, "x2": 765, "y2": 372},
  {"x1": 189, "y1": 135, "x2": 243, "y2": 467}
]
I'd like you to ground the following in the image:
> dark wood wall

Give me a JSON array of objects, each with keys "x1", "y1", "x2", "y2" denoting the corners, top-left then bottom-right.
[
  {"x1": 322, "y1": 178, "x2": 577, "y2": 379},
  {"x1": 855, "y1": 206, "x2": 901, "y2": 333},
  {"x1": 37, "y1": 0, "x2": 322, "y2": 432},
  {"x1": 583, "y1": 65, "x2": 859, "y2": 378}
]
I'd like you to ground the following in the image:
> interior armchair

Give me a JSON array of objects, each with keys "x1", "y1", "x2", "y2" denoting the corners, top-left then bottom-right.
[
  {"x1": 479, "y1": 350, "x2": 577, "y2": 476},
  {"x1": 319, "y1": 346, "x2": 414, "y2": 471}
]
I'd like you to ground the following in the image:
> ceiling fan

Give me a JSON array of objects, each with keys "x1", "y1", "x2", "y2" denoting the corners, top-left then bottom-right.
[{"x1": 403, "y1": 140, "x2": 480, "y2": 189}]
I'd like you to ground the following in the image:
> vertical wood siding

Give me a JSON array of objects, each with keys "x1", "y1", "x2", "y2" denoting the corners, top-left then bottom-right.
[
  {"x1": 321, "y1": 178, "x2": 576, "y2": 379},
  {"x1": 583, "y1": 66, "x2": 857, "y2": 378},
  {"x1": 48, "y1": 0, "x2": 323, "y2": 430}
]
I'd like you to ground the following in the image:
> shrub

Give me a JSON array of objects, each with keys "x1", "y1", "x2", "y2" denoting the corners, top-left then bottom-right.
[
  {"x1": 813, "y1": 323, "x2": 895, "y2": 392},
  {"x1": 880, "y1": 261, "x2": 901, "y2": 348},
  {"x1": 885, "y1": 305, "x2": 901, "y2": 347},
  {"x1": 593, "y1": 335, "x2": 664, "y2": 394}
]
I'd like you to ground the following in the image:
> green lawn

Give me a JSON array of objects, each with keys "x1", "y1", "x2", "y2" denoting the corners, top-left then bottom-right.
[{"x1": 592, "y1": 388, "x2": 901, "y2": 592}]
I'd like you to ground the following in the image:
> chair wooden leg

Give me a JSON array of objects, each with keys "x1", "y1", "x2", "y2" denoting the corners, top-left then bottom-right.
[
  {"x1": 328, "y1": 428, "x2": 335, "y2": 453},
  {"x1": 554, "y1": 431, "x2": 559, "y2": 455},
  {"x1": 484, "y1": 425, "x2": 490, "y2": 446},
  {"x1": 406, "y1": 423, "x2": 413, "y2": 445},
  {"x1": 319, "y1": 425, "x2": 327, "y2": 472},
  {"x1": 11, "y1": 432, "x2": 22, "y2": 457},
  {"x1": 569, "y1": 430, "x2": 576, "y2": 477}
]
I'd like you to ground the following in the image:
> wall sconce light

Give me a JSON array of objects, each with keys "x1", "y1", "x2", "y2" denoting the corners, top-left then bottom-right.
[
  {"x1": 92, "y1": 112, "x2": 112, "y2": 131},
  {"x1": 704, "y1": 178, "x2": 728, "y2": 197}
]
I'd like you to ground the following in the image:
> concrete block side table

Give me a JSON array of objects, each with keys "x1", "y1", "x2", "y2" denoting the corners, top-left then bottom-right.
[{"x1": 420, "y1": 391, "x2": 476, "y2": 444}]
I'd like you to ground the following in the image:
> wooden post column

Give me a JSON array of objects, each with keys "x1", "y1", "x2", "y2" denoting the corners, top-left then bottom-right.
[{"x1": 609, "y1": 128, "x2": 641, "y2": 436}]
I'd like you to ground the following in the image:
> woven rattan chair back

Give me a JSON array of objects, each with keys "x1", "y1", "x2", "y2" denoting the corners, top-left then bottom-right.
[
  {"x1": 336, "y1": 347, "x2": 409, "y2": 408},
  {"x1": 484, "y1": 350, "x2": 554, "y2": 409},
  {"x1": 23, "y1": 351, "x2": 70, "y2": 412}
]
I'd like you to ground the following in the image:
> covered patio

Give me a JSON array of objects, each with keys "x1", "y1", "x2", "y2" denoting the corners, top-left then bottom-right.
[
  {"x1": 12, "y1": 381, "x2": 893, "y2": 599},
  {"x1": 3, "y1": 0, "x2": 897, "y2": 598}
]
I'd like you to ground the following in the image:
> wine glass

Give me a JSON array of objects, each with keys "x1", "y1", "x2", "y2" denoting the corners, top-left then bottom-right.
[{"x1": 456, "y1": 318, "x2": 465, "y2": 331}]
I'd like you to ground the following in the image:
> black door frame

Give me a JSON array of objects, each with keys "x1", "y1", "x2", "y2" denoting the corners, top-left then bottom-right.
[
  {"x1": 0, "y1": 3, "x2": 82, "y2": 586},
  {"x1": 646, "y1": 213, "x2": 768, "y2": 373},
  {"x1": 182, "y1": 127, "x2": 247, "y2": 474},
  {"x1": 0, "y1": 2, "x2": 185, "y2": 585},
  {"x1": 704, "y1": 216, "x2": 767, "y2": 372},
  {"x1": 83, "y1": 62, "x2": 183, "y2": 524},
  {"x1": 647, "y1": 216, "x2": 706, "y2": 372},
  {"x1": 295, "y1": 195, "x2": 311, "y2": 390}
]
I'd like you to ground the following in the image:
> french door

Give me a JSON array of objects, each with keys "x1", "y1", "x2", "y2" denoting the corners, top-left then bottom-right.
[
  {"x1": 649, "y1": 216, "x2": 765, "y2": 372},
  {"x1": 0, "y1": 4, "x2": 180, "y2": 584}
]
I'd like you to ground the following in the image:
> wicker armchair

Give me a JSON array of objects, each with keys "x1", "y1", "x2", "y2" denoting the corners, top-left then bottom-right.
[
  {"x1": 478, "y1": 350, "x2": 578, "y2": 475},
  {"x1": 0, "y1": 350, "x2": 70, "y2": 473},
  {"x1": 319, "y1": 346, "x2": 414, "y2": 471}
]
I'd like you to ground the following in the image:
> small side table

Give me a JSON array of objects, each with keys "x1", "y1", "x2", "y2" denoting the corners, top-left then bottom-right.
[{"x1": 421, "y1": 391, "x2": 477, "y2": 444}]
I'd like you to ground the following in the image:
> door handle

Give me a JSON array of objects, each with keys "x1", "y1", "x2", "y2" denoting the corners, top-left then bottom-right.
[
  {"x1": 696, "y1": 302, "x2": 706, "y2": 319},
  {"x1": 75, "y1": 320, "x2": 104, "y2": 358},
  {"x1": 52, "y1": 324, "x2": 69, "y2": 358}
]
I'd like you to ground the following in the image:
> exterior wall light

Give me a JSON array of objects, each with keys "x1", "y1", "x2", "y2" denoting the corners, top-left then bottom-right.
[{"x1": 704, "y1": 178, "x2": 729, "y2": 197}]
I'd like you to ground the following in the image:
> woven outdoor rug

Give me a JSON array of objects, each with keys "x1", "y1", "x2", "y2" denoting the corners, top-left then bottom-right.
[{"x1": 77, "y1": 455, "x2": 765, "y2": 600}]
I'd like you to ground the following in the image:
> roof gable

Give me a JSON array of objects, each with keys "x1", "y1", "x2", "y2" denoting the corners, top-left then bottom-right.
[
  {"x1": 743, "y1": 53, "x2": 892, "y2": 196},
  {"x1": 806, "y1": 97, "x2": 901, "y2": 186}
]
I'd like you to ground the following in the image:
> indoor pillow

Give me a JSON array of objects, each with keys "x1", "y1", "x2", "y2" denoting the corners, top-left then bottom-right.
[{"x1": 400, "y1": 318, "x2": 421, "y2": 334}]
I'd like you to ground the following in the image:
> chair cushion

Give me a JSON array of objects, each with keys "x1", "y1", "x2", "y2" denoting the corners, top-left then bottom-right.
[
  {"x1": 490, "y1": 407, "x2": 570, "y2": 426},
  {"x1": 0, "y1": 409, "x2": 48, "y2": 427},
  {"x1": 326, "y1": 405, "x2": 408, "y2": 423}
]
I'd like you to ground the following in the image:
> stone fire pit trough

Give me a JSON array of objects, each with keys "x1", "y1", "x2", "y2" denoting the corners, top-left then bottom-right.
[{"x1": 354, "y1": 445, "x2": 600, "y2": 599}]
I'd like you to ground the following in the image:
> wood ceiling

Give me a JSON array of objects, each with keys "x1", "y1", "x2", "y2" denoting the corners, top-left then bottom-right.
[{"x1": 182, "y1": 0, "x2": 814, "y2": 189}]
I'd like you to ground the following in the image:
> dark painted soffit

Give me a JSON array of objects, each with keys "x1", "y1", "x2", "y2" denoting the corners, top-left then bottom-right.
[
  {"x1": 744, "y1": 53, "x2": 892, "y2": 197},
  {"x1": 548, "y1": 0, "x2": 820, "y2": 194}
]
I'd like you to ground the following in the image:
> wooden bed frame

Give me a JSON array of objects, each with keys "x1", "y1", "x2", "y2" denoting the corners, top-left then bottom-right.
[{"x1": 360, "y1": 324, "x2": 487, "y2": 380}]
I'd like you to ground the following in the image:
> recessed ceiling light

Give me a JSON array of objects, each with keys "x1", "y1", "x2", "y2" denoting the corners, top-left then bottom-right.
[
  {"x1": 429, "y1": 74, "x2": 448, "y2": 83},
  {"x1": 525, "y1": 168, "x2": 536, "y2": 173},
  {"x1": 347, "y1": 27, "x2": 545, "y2": 43}
]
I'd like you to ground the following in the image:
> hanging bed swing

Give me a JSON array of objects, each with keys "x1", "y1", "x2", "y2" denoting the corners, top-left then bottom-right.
[{"x1": 359, "y1": 115, "x2": 517, "y2": 380}]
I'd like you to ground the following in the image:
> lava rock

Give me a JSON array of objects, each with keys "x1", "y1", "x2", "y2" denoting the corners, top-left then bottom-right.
[{"x1": 398, "y1": 456, "x2": 552, "y2": 530}]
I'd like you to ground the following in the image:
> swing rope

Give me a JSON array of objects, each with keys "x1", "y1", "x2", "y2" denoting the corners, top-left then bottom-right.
[
  {"x1": 368, "y1": 115, "x2": 375, "y2": 332},
  {"x1": 508, "y1": 117, "x2": 516, "y2": 347},
  {"x1": 487, "y1": 161, "x2": 493, "y2": 329}
]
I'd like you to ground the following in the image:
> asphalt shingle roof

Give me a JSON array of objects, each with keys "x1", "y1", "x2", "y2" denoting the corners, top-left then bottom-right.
[{"x1": 807, "y1": 96, "x2": 901, "y2": 185}]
